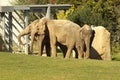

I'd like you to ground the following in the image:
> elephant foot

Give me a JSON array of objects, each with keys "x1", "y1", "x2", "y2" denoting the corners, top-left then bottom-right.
[
  {"x1": 84, "y1": 55, "x2": 90, "y2": 59},
  {"x1": 78, "y1": 55, "x2": 83, "y2": 59},
  {"x1": 37, "y1": 53, "x2": 42, "y2": 56},
  {"x1": 65, "y1": 57, "x2": 69, "y2": 59},
  {"x1": 65, "y1": 55, "x2": 70, "y2": 59},
  {"x1": 51, "y1": 54, "x2": 57, "y2": 58},
  {"x1": 29, "y1": 52, "x2": 33, "y2": 55},
  {"x1": 84, "y1": 57, "x2": 90, "y2": 59},
  {"x1": 51, "y1": 56, "x2": 57, "y2": 58},
  {"x1": 78, "y1": 57, "x2": 83, "y2": 59}
]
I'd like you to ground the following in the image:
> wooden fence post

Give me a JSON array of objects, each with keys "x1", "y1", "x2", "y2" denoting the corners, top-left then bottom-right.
[{"x1": 24, "y1": 10, "x2": 29, "y2": 54}]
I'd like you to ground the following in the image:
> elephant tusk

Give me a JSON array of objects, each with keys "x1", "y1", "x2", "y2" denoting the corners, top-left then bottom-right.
[{"x1": 23, "y1": 43, "x2": 27, "y2": 45}]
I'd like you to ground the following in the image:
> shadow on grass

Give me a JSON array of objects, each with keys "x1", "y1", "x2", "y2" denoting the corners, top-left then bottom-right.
[
  {"x1": 112, "y1": 57, "x2": 120, "y2": 61},
  {"x1": 112, "y1": 53, "x2": 120, "y2": 61}
]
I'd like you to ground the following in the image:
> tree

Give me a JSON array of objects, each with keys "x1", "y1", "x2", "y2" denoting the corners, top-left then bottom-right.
[
  {"x1": 12, "y1": 0, "x2": 120, "y2": 53},
  {"x1": 66, "y1": 0, "x2": 120, "y2": 53},
  {"x1": 12, "y1": 0, "x2": 49, "y2": 5}
]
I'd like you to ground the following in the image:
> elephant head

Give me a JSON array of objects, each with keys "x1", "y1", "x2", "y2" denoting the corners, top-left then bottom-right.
[
  {"x1": 79, "y1": 24, "x2": 93, "y2": 58},
  {"x1": 17, "y1": 19, "x2": 40, "y2": 54},
  {"x1": 37, "y1": 17, "x2": 48, "y2": 35},
  {"x1": 17, "y1": 19, "x2": 39, "y2": 45},
  {"x1": 31, "y1": 17, "x2": 50, "y2": 55}
]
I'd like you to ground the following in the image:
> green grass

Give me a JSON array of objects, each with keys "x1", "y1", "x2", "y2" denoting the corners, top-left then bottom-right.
[
  {"x1": 112, "y1": 53, "x2": 120, "y2": 61},
  {"x1": 0, "y1": 52, "x2": 120, "y2": 80}
]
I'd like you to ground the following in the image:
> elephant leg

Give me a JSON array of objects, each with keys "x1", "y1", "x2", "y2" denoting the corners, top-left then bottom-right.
[
  {"x1": 76, "y1": 45, "x2": 84, "y2": 59},
  {"x1": 30, "y1": 39, "x2": 35, "y2": 54},
  {"x1": 84, "y1": 45, "x2": 90, "y2": 59},
  {"x1": 65, "y1": 46, "x2": 73, "y2": 59},
  {"x1": 50, "y1": 36, "x2": 57, "y2": 57},
  {"x1": 59, "y1": 44, "x2": 67, "y2": 58},
  {"x1": 84, "y1": 38, "x2": 91, "y2": 59},
  {"x1": 43, "y1": 36, "x2": 51, "y2": 56},
  {"x1": 45, "y1": 41, "x2": 51, "y2": 57},
  {"x1": 75, "y1": 40, "x2": 84, "y2": 59},
  {"x1": 29, "y1": 32, "x2": 36, "y2": 54},
  {"x1": 30, "y1": 41, "x2": 34, "y2": 54},
  {"x1": 38, "y1": 35, "x2": 45, "y2": 56},
  {"x1": 51, "y1": 44, "x2": 57, "y2": 57},
  {"x1": 38, "y1": 40, "x2": 42, "y2": 56}
]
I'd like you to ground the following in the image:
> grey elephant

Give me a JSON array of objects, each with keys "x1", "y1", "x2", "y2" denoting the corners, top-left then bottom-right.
[
  {"x1": 17, "y1": 19, "x2": 66, "y2": 56},
  {"x1": 79, "y1": 24, "x2": 93, "y2": 58},
  {"x1": 17, "y1": 19, "x2": 66, "y2": 57},
  {"x1": 57, "y1": 24, "x2": 93, "y2": 59},
  {"x1": 17, "y1": 19, "x2": 51, "y2": 56},
  {"x1": 36, "y1": 17, "x2": 93, "y2": 59},
  {"x1": 18, "y1": 17, "x2": 93, "y2": 59},
  {"x1": 18, "y1": 19, "x2": 39, "y2": 45}
]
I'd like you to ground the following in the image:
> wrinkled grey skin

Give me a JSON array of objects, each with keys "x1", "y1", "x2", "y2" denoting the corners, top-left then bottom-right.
[
  {"x1": 17, "y1": 19, "x2": 50, "y2": 56},
  {"x1": 79, "y1": 24, "x2": 93, "y2": 59},
  {"x1": 18, "y1": 17, "x2": 93, "y2": 59},
  {"x1": 36, "y1": 17, "x2": 93, "y2": 59}
]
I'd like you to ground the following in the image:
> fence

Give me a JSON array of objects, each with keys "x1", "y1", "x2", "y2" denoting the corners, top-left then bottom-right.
[{"x1": 0, "y1": 4, "x2": 71, "y2": 54}]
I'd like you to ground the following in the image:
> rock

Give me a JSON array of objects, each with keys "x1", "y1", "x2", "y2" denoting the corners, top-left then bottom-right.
[{"x1": 90, "y1": 26, "x2": 111, "y2": 60}]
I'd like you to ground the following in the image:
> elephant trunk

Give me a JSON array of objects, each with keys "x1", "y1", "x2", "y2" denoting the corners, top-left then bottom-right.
[
  {"x1": 38, "y1": 35, "x2": 45, "y2": 56},
  {"x1": 17, "y1": 33, "x2": 26, "y2": 45},
  {"x1": 17, "y1": 27, "x2": 30, "y2": 45},
  {"x1": 84, "y1": 30, "x2": 93, "y2": 59},
  {"x1": 85, "y1": 38, "x2": 91, "y2": 58}
]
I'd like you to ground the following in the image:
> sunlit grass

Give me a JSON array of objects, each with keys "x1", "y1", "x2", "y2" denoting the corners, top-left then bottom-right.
[{"x1": 0, "y1": 52, "x2": 120, "y2": 80}]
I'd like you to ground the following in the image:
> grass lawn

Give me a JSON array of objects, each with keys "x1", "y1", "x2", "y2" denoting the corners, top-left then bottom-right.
[{"x1": 0, "y1": 52, "x2": 120, "y2": 80}]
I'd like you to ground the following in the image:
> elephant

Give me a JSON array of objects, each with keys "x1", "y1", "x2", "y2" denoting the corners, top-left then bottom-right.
[
  {"x1": 17, "y1": 19, "x2": 39, "y2": 45},
  {"x1": 36, "y1": 17, "x2": 94, "y2": 59},
  {"x1": 17, "y1": 19, "x2": 51, "y2": 56},
  {"x1": 18, "y1": 17, "x2": 93, "y2": 59},
  {"x1": 18, "y1": 19, "x2": 38, "y2": 54},
  {"x1": 79, "y1": 24, "x2": 93, "y2": 58},
  {"x1": 36, "y1": 17, "x2": 93, "y2": 59},
  {"x1": 17, "y1": 19, "x2": 65, "y2": 57}
]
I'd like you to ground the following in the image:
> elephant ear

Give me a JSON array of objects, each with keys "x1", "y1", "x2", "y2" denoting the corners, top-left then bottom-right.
[
  {"x1": 41, "y1": 17, "x2": 48, "y2": 24},
  {"x1": 37, "y1": 17, "x2": 48, "y2": 35},
  {"x1": 79, "y1": 28, "x2": 84, "y2": 40},
  {"x1": 79, "y1": 26, "x2": 88, "y2": 40}
]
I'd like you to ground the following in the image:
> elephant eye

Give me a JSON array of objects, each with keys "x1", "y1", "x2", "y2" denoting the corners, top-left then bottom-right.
[{"x1": 29, "y1": 28, "x2": 31, "y2": 30}]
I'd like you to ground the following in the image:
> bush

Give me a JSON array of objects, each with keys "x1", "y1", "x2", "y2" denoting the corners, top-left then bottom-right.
[
  {"x1": 66, "y1": 0, "x2": 120, "y2": 54},
  {"x1": 0, "y1": 35, "x2": 6, "y2": 51}
]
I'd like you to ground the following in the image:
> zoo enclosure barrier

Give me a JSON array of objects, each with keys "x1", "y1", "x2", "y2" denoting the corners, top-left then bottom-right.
[{"x1": 0, "y1": 4, "x2": 71, "y2": 54}]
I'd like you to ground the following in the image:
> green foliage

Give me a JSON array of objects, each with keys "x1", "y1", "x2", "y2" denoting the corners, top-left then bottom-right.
[
  {"x1": 68, "y1": 0, "x2": 114, "y2": 27},
  {"x1": 56, "y1": 5, "x2": 75, "y2": 19},
  {"x1": 66, "y1": 0, "x2": 120, "y2": 53},
  {"x1": 112, "y1": 46, "x2": 120, "y2": 54},
  {"x1": 12, "y1": 0, "x2": 120, "y2": 53},
  {"x1": 12, "y1": 0, "x2": 49, "y2": 5},
  {"x1": 112, "y1": 53, "x2": 120, "y2": 61}
]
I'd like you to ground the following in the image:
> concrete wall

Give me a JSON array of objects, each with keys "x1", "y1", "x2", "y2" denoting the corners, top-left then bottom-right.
[{"x1": 0, "y1": 0, "x2": 13, "y2": 6}]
